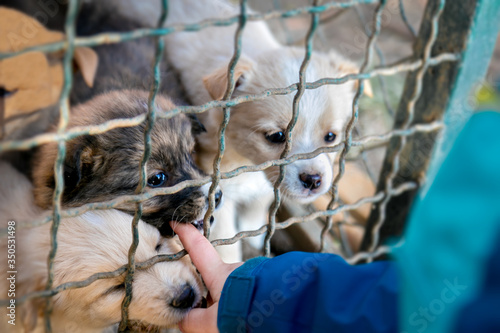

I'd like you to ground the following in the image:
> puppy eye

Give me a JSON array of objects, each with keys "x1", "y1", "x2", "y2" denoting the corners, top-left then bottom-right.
[
  {"x1": 147, "y1": 172, "x2": 168, "y2": 187},
  {"x1": 113, "y1": 283, "x2": 125, "y2": 291},
  {"x1": 265, "y1": 131, "x2": 286, "y2": 144},
  {"x1": 155, "y1": 243, "x2": 162, "y2": 252},
  {"x1": 324, "y1": 132, "x2": 337, "y2": 143},
  {"x1": 103, "y1": 282, "x2": 125, "y2": 296}
]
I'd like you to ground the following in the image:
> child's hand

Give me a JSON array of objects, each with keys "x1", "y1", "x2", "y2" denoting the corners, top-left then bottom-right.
[{"x1": 172, "y1": 222, "x2": 243, "y2": 333}]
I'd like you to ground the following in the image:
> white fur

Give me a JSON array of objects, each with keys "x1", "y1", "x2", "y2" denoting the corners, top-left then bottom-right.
[{"x1": 0, "y1": 162, "x2": 203, "y2": 332}]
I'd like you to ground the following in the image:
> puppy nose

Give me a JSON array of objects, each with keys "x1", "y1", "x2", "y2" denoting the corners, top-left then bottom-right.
[
  {"x1": 299, "y1": 173, "x2": 322, "y2": 190},
  {"x1": 214, "y1": 190, "x2": 223, "y2": 208},
  {"x1": 171, "y1": 284, "x2": 196, "y2": 309}
]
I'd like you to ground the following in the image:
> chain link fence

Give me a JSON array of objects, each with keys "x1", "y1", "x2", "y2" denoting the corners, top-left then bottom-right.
[{"x1": 1, "y1": 0, "x2": 497, "y2": 331}]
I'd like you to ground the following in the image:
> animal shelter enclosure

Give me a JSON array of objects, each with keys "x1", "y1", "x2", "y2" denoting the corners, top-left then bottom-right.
[{"x1": 1, "y1": 0, "x2": 499, "y2": 331}]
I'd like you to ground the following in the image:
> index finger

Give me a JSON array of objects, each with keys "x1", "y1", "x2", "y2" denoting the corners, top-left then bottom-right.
[
  {"x1": 179, "y1": 305, "x2": 218, "y2": 333},
  {"x1": 171, "y1": 222, "x2": 223, "y2": 289}
]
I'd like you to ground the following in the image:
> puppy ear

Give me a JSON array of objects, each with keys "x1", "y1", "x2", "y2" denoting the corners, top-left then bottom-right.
[
  {"x1": 330, "y1": 53, "x2": 373, "y2": 98},
  {"x1": 186, "y1": 114, "x2": 206, "y2": 135},
  {"x1": 63, "y1": 139, "x2": 95, "y2": 191},
  {"x1": 63, "y1": 144, "x2": 84, "y2": 190},
  {"x1": 202, "y1": 57, "x2": 254, "y2": 100},
  {"x1": 33, "y1": 136, "x2": 98, "y2": 208}
]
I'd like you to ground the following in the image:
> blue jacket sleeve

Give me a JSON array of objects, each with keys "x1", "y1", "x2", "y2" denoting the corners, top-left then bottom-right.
[{"x1": 217, "y1": 252, "x2": 398, "y2": 333}]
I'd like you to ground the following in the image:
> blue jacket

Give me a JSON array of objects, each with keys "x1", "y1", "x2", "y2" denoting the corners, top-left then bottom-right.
[
  {"x1": 217, "y1": 111, "x2": 500, "y2": 333},
  {"x1": 218, "y1": 253, "x2": 398, "y2": 332}
]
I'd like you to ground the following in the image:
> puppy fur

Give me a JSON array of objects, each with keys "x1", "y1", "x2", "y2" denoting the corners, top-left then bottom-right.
[
  {"x1": 32, "y1": 3, "x2": 220, "y2": 236},
  {"x1": 0, "y1": 162, "x2": 204, "y2": 332}
]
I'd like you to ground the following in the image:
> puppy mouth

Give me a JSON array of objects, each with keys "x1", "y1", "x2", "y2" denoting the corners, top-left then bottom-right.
[
  {"x1": 193, "y1": 296, "x2": 208, "y2": 309},
  {"x1": 191, "y1": 216, "x2": 215, "y2": 231}
]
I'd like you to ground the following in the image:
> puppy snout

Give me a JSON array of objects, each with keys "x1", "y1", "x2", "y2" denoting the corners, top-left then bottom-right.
[
  {"x1": 214, "y1": 190, "x2": 223, "y2": 209},
  {"x1": 171, "y1": 284, "x2": 196, "y2": 309},
  {"x1": 299, "y1": 173, "x2": 322, "y2": 190}
]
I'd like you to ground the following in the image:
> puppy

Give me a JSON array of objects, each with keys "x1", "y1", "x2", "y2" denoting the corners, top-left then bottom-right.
[
  {"x1": 166, "y1": 0, "x2": 372, "y2": 260},
  {"x1": 0, "y1": 162, "x2": 204, "y2": 333},
  {"x1": 32, "y1": 90, "x2": 221, "y2": 237},
  {"x1": 31, "y1": 3, "x2": 222, "y2": 237}
]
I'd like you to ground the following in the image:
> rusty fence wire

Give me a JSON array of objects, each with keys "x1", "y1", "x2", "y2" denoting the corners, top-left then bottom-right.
[{"x1": 0, "y1": 0, "x2": 464, "y2": 331}]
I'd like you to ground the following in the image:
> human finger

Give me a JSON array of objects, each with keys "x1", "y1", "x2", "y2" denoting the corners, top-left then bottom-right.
[
  {"x1": 171, "y1": 222, "x2": 225, "y2": 292},
  {"x1": 179, "y1": 306, "x2": 218, "y2": 333}
]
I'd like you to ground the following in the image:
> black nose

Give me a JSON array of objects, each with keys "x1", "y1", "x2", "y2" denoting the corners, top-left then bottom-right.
[
  {"x1": 171, "y1": 284, "x2": 196, "y2": 309},
  {"x1": 214, "y1": 190, "x2": 223, "y2": 208},
  {"x1": 299, "y1": 173, "x2": 322, "y2": 190}
]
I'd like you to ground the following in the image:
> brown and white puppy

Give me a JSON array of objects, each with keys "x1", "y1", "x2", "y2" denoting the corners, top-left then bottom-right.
[
  {"x1": 161, "y1": 1, "x2": 370, "y2": 199},
  {"x1": 32, "y1": 90, "x2": 220, "y2": 237},
  {"x1": 31, "y1": 3, "x2": 222, "y2": 237},
  {"x1": 0, "y1": 162, "x2": 204, "y2": 333}
]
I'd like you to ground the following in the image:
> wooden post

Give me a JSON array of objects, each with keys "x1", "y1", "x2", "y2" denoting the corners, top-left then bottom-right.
[{"x1": 361, "y1": 0, "x2": 500, "y2": 251}]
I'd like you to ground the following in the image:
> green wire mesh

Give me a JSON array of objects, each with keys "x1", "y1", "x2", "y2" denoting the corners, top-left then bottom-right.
[{"x1": 0, "y1": 0, "x2": 461, "y2": 331}]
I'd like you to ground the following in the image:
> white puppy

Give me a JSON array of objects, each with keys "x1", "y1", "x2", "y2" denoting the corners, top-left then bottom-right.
[
  {"x1": 0, "y1": 162, "x2": 203, "y2": 333},
  {"x1": 94, "y1": 0, "x2": 369, "y2": 261}
]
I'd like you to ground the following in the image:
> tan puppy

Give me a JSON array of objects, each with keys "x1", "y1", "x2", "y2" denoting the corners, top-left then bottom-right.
[{"x1": 0, "y1": 162, "x2": 204, "y2": 333}]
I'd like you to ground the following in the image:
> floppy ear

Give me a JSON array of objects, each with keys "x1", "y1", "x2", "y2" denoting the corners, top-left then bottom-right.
[
  {"x1": 330, "y1": 53, "x2": 373, "y2": 98},
  {"x1": 62, "y1": 144, "x2": 85, "y2": 191},
  {"x1": 63, "y1": 138, "x2": 96, "y2": 191},
  {"x1": 33, "y1": 135, "x2": 99, "y2": 208},
  {"x1": 202, "y1": 57, "x2": 254, "y2": 100}
]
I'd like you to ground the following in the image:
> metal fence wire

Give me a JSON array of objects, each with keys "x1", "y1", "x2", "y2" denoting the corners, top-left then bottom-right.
[{"x1": 0, "y1": 0, "x2": 497, "y2": 331}]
